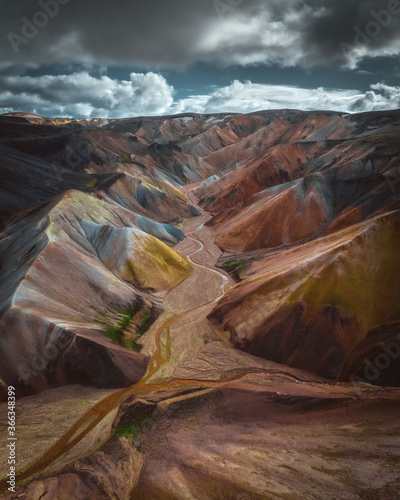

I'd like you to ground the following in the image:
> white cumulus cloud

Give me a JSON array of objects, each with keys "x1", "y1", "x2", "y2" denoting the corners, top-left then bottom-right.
[
  {"x1": 174, "y1": 80, "x2": 400, "y2": 114},
  {"x1": 1, "y1": 72, "x2": 399, "y2": 118},
  {"x1": 0, "y1": 71, "x2": 174, "y2": 118}
]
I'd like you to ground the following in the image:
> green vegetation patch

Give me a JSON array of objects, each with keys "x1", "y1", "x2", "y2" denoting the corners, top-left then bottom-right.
[
  {"x1": 86, "y1": 177, "x2": 98, "y2": 188},
  {"x1": 114, "y1": 422, "x2": 143, "y2": 439},
  {"x1": 104, "y1": 305, "x2": 153, "y2": 352},
  {"x1": 137, "y1": 311, "x2": 151, "y2": 336},
  {"x1": 114, "y1": 403, "x2": 155, "y2": 439},
  {"x1": 104, "y1": 308, "x2": 133, "y2": 344},
  {"x1": 115, "y1": 416, "x2": 152, "y2": 439},
  {"x1": 160, "y1": 153, "x2": 172, "y2": 162},
  {"x1": 362, "y1": 132, "x2": 400, "y2": 156},
  {"x1": 225, "y1": 259, "x2": 246, "y2": 270}
]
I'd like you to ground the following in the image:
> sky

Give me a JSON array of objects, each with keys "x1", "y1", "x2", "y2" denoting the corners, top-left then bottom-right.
[{"x1": 0, "y1": 0, "x2": 400, "y2": 118}]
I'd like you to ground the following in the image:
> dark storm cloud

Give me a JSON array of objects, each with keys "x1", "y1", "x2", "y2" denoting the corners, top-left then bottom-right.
[
  {"x1": 1, "y1": 0, "x2": 400, "y2": 69},
  {"x1": 0, "y1": 0, "x2": 230, "y2": 66},
  {"x1": 297, "y1": 0, "x2": 400, "y2": 67},
  {"x1": 1, "y1": 0, "x2": 400, "y2": 118}
]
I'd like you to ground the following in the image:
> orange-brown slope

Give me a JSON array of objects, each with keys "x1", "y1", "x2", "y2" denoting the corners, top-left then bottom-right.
[
  {"x1": 196, "y1": 141, "x2": 328, "y2": 214},
  {"x1": 204, "y1": 133, "x2": 400, "y2": 253},
  {"x1": 213, "y1": 174, "x2": 332, "y2": 252},
  {"x1": 179, "y1": 113, "x2": 268, "y2": 158},
  {"x1": 195, "y1": 114, "x2": 400, "y2": 255},
  {"x1": 203, "y1": 112, "x2": 351, "y2": 171},
  {"x1": 209, "y1": 210, "x2": 400, "y2": 381}
]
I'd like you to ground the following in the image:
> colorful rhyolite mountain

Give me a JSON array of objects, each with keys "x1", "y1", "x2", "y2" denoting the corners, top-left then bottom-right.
[{"x1": 0, "y1": 109, "x2": 399, "y2": 499}]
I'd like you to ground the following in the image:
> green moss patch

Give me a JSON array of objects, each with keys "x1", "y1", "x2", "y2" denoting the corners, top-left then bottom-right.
[
  {"x1": 225, "y1": 259, "x2": 246, "y2": 270},
  {"x1": 104, "y1": 305, "x2": 153, "y2": 352},
  {"x1": 114, "y1": 402, "x2": 155, "y2": 439},
  {"x1": 114, "y1": 422, "x2": 143, "y2": 439}
]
